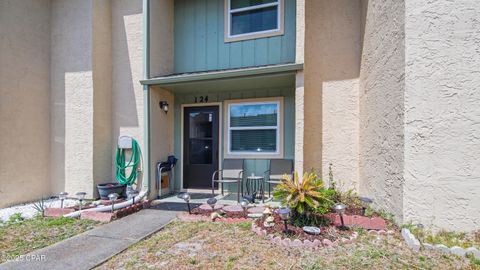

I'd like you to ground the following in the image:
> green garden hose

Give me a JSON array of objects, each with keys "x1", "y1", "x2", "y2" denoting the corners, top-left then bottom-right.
[{"x1": 115, "y1": 138, "x2": 142, "y2": 186}]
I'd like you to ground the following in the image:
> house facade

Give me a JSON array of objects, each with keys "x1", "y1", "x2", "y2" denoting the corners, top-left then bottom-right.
[{"x1": 1, "y1": 0, "x2": 479, "y2": 232}]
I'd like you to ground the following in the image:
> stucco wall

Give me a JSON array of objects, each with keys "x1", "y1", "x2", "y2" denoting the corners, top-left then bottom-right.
[
  {"x1": 111, "y1": 0, "x2": 145, "y2": 187},
  {"x1": 304, "y1": 0, "x2": 360, "y2": 190},
  {"x1": 150, "y1": 0, "x2": 174, "y2": 77},
  {"x1": 403, "y1": 0, "x2": 480, "y2": 231},
  {"x1": 0, "y1": 0, "x2": 51, "y2": 207},
  {"x1": 150, "y1": 87, "x2": 174, "y2": 197},
  {"x1": 51, "y1": 0, "x2": 114, "y2": 197},
  {"x1": 359, "y1": 0, "x2": 405, "y2": 221},
  {"x1": 92, "y1": 0, "x2": 113, "y2": 189}
]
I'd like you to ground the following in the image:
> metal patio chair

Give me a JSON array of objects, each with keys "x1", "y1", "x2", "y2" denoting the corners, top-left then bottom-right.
[
  {"x1": 264, "y1": 159, "x2": 294, "y2": 197},
  {"x1": 212, "y1": 159, "x2": 244, "y2": 202}
]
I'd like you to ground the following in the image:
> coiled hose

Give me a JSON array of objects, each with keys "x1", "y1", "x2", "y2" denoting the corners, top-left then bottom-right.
[{"x1": 115, "y1": 138, "x2": 141, "y2": 186}]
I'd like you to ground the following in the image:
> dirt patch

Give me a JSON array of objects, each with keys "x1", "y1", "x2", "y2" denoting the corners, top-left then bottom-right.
[
  {"x1": 96, "y1": 221, "x2": 475, "y2": 270},
  {"x1": 255, "y1": 213, "x2": 351, "y2": 242}
]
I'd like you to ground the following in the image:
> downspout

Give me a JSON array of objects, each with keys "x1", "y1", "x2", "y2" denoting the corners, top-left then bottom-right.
[
  {"x1": 142, "y1": 0, "x2": 151, "y2": 195},
  {"x1": 64, "y1": 0, "x2": 151, "y2": 218}
]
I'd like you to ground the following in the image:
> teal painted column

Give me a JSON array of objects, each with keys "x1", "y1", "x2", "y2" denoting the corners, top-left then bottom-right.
[{"x1": 142, "y1": 0, "x2": 151, "y2": 192}]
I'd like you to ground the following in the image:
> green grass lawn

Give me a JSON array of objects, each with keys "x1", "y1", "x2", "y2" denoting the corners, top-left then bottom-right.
[
  {"x1": 0, "y1": 214, "x2": 99, "y2": 262},
  {"x1": 97, "y1": 221, "x2": 477, "y2": 270}
]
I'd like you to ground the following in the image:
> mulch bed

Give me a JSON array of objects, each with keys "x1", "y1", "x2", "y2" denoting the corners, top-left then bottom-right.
[{"x1": 255, "y1": 213, "x2": 351, "y2": 242}]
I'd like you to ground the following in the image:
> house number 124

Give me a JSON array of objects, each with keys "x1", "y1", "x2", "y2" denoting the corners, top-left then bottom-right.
[{"x1": 195, "y1": 96, "x2": 208, "y2": 103}]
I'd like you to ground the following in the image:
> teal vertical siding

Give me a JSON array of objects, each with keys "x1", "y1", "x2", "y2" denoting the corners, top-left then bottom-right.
[
  {"x1": 173, "y1": 0, "x2": 296, "y2": 74},
  {"x1": 173, "y1": 86, "x2": 295, "y2": 191}
]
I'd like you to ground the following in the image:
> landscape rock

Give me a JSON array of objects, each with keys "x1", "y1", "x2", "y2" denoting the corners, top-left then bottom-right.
[
  {"x1": 401, "y1": 228, "x2": 420, "y2": 252},
  {"x1": 465, "y1": 247, "x2": 480, "y2": 259},
  {"x1": 290, "y1": 239, "x2": 303, "y2": 247},
  {"x1": 322, "y1": 239, "x2": 333, "y2": 247},
  {"x1": 423, "y1": 243, "x2": 434, "y2": 250},
  {"x1": 247, "y1": 213, "x2": 263, "y2": 219},
  {"x1": 303, "y1": 240, "x2": 314, "y2": 248},
  {"x1": 435, "y1": 244, "x2": 451, "y2": 254},
  {"x1": 282, "y1": 238, "x2": 291, "y2": 247},
  {"x1": 450, "y1": 246, "x2": 466, "y2": 257}
]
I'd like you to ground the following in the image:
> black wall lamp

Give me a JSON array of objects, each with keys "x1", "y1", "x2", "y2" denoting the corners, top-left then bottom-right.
[{"x1": 159, "y1": 101, "x2": 169, "y2": 113}]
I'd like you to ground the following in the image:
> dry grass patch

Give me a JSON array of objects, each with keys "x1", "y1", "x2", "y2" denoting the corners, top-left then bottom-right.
[
  {"x1": 0, "y1": 214, "x2": 99, "y2": 262},
  {"x1": 97, "y1": 221, "x2": 475, "y2": 270}
]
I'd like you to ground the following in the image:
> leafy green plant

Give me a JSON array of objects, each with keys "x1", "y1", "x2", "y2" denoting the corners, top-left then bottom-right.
[
  {"x1": 273, "y1": 172, "x2": 333, "y2": 215},
  {"x1": 7, "y1": 213, "x2": 24, "y2": 224}
]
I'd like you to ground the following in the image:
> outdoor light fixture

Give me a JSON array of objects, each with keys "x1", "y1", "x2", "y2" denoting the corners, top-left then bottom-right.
[
  {"x1": 358, "y1": 197, "x2": 373, "y2": 216},
  {"x1": 277, "y1": 207, "x2": 291, "y2": 233},
  {"x1": 207, "y1": 197, "x2": 217, "y2": 211},
  {"x1": 59, "y1": 192, "x2": 68, "y2": 209},
  {"x1": 334, "y1": 203, "x2": 347, "y2": 230},
  {"x1": 240, "y1": 199, "x2": 249, "y2": 217},
  {"x1": 108, "y1": 193, "x2": 119, "y2": 213},
  {"x1": 180, "y1": 193, "x2": 191, "y2": 214},
  {"x1": 159, "y1": 101, "x2": 169, "y2": 113},
  {"x1": 76, "y1": 192, "x2": 87, "y2": 211}
]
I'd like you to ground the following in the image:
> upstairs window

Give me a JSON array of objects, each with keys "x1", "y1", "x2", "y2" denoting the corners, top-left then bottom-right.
[
  {"x1": 225, "y1": 0, "x2": 284, "y2": 42},
  {"x1": 225, "y1": 98, "x2": 284, "y2": 158}
]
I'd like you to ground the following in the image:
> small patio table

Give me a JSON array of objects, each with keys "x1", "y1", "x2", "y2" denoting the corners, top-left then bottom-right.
[{"x1": 245, "y1": 175, "x2": 265, "y2": 203}]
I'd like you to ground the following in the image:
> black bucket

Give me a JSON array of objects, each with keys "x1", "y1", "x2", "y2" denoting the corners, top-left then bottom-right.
[{"x1": 97, "y1": 182, "x2": 126, "y2": 200}]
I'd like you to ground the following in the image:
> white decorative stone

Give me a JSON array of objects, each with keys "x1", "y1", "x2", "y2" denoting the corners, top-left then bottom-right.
[
  {"x1": 465, "y1": 247, "x2": 480, "y2": 259},
  {"x1": 423, "y1": 243, "x2": 434, "y2": 250},
  {"x1": 378, "y1": 230, "x2": 386, "y2": 235},
  {"x1": 387, "y1": 230, "x2": 395, "y2": 235},
  {"x1": 247, "y1": 213, "x2": 263, "y2": 219},
  {"x1": 303, "y1": 226, "x2": 321, "y2": 235},
  {"x1": 450, "y1": 246, "x2": 466, "y2": 257},
  {"x1": 435, "y1": 244, "x2": 450, "y2": 254},
  {"x1": 401, "y1": 228, "x2": 420, "y2": 252}
]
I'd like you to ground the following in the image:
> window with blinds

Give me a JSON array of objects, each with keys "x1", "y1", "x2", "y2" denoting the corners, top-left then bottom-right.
[
  {"x1": 226, "y1": 100, "x2": 282, "y2": 157},
  {"x1": 225, "y1": 0, "x2": 284, "y2": 42}
]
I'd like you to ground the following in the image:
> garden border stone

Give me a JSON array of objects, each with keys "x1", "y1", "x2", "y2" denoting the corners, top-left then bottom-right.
[
  {"x1": 401, "y1": 228, "x2": 480, "y2": 259},
  {"x1": 251, "y1": 222, "x2": 362, "y2": 249}
]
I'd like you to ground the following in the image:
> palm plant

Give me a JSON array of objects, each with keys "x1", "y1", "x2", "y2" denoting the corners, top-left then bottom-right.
[{"x1": 273, "y1": 172, "x2": 333, "y2": 215}]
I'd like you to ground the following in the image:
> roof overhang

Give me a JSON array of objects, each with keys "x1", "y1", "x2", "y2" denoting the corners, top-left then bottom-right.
[{"x1": 140, "y1": 63, "x2": 303, "y2": 92}]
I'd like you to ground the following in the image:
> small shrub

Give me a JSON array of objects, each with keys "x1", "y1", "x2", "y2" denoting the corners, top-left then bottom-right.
[
  {"x1": 273, "y1": 172, "x2": 333, "y2": 215},
  {"x1": 7, "y1": 213, "x2": 24, "y2": 224},
  {"x1": 32, "y1": 197, "x2": 47, "y2": 217}
]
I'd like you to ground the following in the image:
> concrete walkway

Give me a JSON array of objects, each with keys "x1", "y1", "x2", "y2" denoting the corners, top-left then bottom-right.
[{"x1": 0, "y1": 209, "x2": 177, "y2": 270}]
